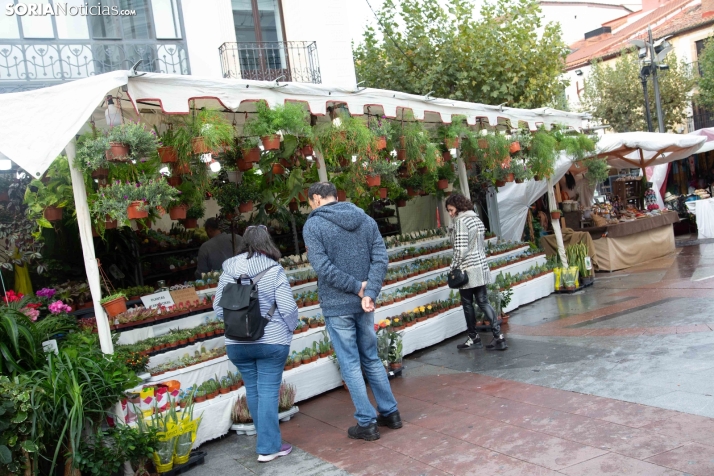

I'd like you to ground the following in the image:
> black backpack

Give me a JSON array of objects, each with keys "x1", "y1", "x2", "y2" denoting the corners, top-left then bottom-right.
[{"x1": 217, "y1": 266, "x2": 277, "y2": 341}]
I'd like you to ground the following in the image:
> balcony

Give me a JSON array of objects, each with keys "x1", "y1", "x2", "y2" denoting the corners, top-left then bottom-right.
[
  {"x1": 219, "y1": 41, "x2": 321, "y2": 84},
  {"x1": 0, "y1": 41, "x2": 190, "y2": 94}
]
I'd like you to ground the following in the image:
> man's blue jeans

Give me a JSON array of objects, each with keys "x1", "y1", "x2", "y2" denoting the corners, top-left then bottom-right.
[
  {"x1": 325, "y1": 311, "x2": 399, "y2": 427},
  {"x1": 226, "y1": 344, "x2": 290, "y2": 454}
]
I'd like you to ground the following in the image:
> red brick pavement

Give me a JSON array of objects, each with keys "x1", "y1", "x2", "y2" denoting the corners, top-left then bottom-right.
[{"x1": 281, "y1": 373, "x2": 714, "y2": 475}]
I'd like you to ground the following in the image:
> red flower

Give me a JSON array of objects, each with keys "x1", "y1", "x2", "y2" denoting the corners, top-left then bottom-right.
[
  {"x1": 3, "y1": 290, "x2": 23, "y2": 303},
  {"x1": 25, "y1": 302, "x2": 42, "y2": 310},
  {"x1": 374, "y1": 324, "x2": 379, "y2": 332}
]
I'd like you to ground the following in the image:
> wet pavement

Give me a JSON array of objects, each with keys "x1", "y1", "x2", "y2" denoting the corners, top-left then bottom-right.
[{"x1": 194, "y1": 242, "x2": 714, "y2": 475}]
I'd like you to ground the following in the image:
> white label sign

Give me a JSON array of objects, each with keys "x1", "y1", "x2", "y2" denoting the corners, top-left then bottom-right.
[
  {"x1": 584, "y1": 256, "x2": 593, "y2": 271},
  {"x1": 140, "y1": 291, "x2": 175, "y2": 309},
  {"x1": 42, "y1": 339, "x2": 59, "y2": 355}
]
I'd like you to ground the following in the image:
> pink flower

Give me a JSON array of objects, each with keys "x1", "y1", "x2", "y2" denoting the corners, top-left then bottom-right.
[
  {"x1": 48, "y1": 300, "x2": 72, "y2": 315},
  {"x1": 37, "y1": 287, "x2": 56, "y2": 298},
  {"x1": 21, "y1": 307, "x2": 40, "y2": 321}
]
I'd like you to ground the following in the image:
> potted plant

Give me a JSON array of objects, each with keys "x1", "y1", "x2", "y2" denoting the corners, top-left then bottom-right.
[
  {"x1": 439, "y1": 115, "x2": 469, "y2": 149},
  {"x1": 156, "y1": 127, "x2": 179, "y2": 163},
  {"x1": 361, "y1": 157, "x2": 400, "y2": 188},
  {"x1": 189, "y1": 109, "x2": 234, "y2": 155},
  {"x1": 436, "y1": 163, "x2": 455, "y2": 190},
  {"x1": 370, "y1": 117, "x2": 393, "y2": 150},
  {"x1": 317, "y1": 113, "x2": 375, "y2": 166},
  {"x1": 528, "y1": 128, "x2": 558, "y2": 180},
  {"x1": 101, "y1": 292, "x2": 127, "y2": 318},
  {"x1": 75, "y1": 132, "x2": 112, "y2": 173},
  {"x1": 23, "y1": 157, "x2": 75, "y2": 235},
  {"x1": 243, "y1": 101, "x2": 311, "y2": 151},
  {"x1": 550, "y1": 209, "x2": 562, "y2": 220},
  {"x1": 107, "y1": 122, "x2": 160, "y2": 162},
  {"x1": 511, "y1": 160, "x2": 532, "y2": 183},
  {"x1": 582, "y1": 157, "x2": 609, "y2": 187},
  {"x1": 183, "y1": 204, "x2": 204, "y2": 229}
]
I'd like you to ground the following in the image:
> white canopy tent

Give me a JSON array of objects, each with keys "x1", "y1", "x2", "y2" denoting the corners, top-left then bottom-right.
[
  {"x1": 0, "y1": 71, "x2": 588, "y2": 354},
  {"x1": 595, "y1": 132, "x2": 705, "y2": 174}
]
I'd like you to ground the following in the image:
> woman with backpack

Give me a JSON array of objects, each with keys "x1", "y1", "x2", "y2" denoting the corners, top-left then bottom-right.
[
  {"x1": 445, "y1": 193, "x2": 507, "y2": 352},
  {"x1": 213, "y1": 225, "x2": 298, "y2": 462}
]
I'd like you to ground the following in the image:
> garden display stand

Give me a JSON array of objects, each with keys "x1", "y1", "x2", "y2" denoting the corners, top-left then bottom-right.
[{"x1": 231, "y1": 406, "x2": 299, "y2": 436}]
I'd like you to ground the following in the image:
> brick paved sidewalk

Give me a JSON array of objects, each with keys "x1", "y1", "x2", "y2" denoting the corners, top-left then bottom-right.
[{"x1": 282, "y1": 372, "x2": 714, "y2": 475}]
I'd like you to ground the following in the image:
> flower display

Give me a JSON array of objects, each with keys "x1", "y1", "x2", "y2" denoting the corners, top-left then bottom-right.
[
  {"x1": 36, "y1": 288, "x2": 57, "y2": 298},
  {"x1": 21, "y1": 307, "x2": 40, "y2": 321},
  {"x1": 3, "y1": 290, "x2": 23, "y2": 303},
  {"x1": 48, "y1": 300, "x2": 72, "y2": 315}
]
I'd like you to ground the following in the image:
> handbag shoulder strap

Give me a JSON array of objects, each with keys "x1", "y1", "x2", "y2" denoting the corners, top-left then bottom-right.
[{"x1": 238, "y1": 264, "x2": 278, "y2": 285}]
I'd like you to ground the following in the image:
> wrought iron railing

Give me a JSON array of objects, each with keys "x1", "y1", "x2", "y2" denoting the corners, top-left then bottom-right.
[
  {"x1": 219, "y1": 41, "x2": 321, "y2": 84},
  {"x1": 0, "y1": 40, "x2": 190, "y2": 91}
]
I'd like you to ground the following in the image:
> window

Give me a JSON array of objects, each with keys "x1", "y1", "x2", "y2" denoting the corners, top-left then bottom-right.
[
  {"x1": 20, "y1": 0, "x2": 54, "y2": 39},
  {"x1": 151, "y1": 0, "x2": 181, "y2": 39},
  {"x1": 231, "y1": 0, "x2": 284, "y2": 44}
]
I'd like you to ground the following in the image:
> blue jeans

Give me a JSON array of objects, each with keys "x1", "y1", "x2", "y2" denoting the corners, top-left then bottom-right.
[
  {"x1": 325, "y1": 312, "x2": 399, "y2": 427},
  {"x1": 226, "y1": 344, "x2": 290, "y2": 455}
]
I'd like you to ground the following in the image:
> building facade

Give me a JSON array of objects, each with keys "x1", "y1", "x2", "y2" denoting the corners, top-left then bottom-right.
[{"x1": 0, "y1": 0, "x2": 356, "y2": 93}]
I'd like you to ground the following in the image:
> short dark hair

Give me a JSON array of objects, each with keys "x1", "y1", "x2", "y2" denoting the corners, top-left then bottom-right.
[
  {"x1": 445, "y1": 193, "x2": 474, "y2": 213},
  {"x1": 307, "y1": 182, "x2": 337, "y2": 201},
  {"x1": 243, "y1": 225, "x2": 281, "y2": 262},
  {"x1": 204, "y1": 218, "x2": 219, "y2": 231}
]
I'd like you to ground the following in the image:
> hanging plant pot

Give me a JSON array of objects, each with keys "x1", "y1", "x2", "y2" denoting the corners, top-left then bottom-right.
[
  {"x1": 156, "y1": 206, "x2": 166, "y2": 216},
  {"x1": 366, "y1": 175, "x2": 381, "y2": 187},
  {"x1": 301, "y1": 144, "x2": 314, "y2": 156},
  {"x1": 399, "y1": 136, "x2": 406, "y2": 148},
  {"x1": 261, "y1": 134, "x2": 281, "y2": 150},
  {"x1": 289, "y1": 200, "x2": 299, "y2": 212},
  {"x1": 102, "y1": 296, "x2": 127, "y2": 318},
  {"x1": 407, "y1": 187, "x2": 418, "y2": 197},
  {"x1": 469, "y1": 156, "x2": 478, "y2": 163},
  {"x1": 298, "y1": 189, "x2": 309, "y2": 202},
  {"x1": 337, "y1": 190, "x2": 347, "y2": 201},
  {"x1": 515, "y1": 179, "x2": 523, "y2": 184},
  {"x1": 444, "y1": 137, "x2": 459, "y2": 149},
  {"x1": 337, "y1": 157, "x2": 349, "y2": 167},
  {"x1": 478, "y1": 138, "x2": 489, "y2": 149},
  {"x1": 509, "y1": 142, "x2": 521, "y2": 154},
  {"x1": 437, "y1": 179, "x2": 449, "y2": 190},
  {"x1": 242, "y1": 147, "x2": 261, "y2": 163},
  {"x1": 495, "y1": 180, "x2": 506, "y2": 188},
  {"x1": 279, "y1": 158, "x2": 291, "y2": 168},
  {"x1": 43, "y1": 206, "x2": 64, "y2": 222},
  {"x1": 169, "y1": 204, "x2": 188, "y2": 220},
  {"x1": 106, "y1": 142, "x2": 130, "y2": 162},
  {"x1": 183, "y1": 218, "x2": 198, "y2": 229},
  {"x1": 265, "y1": 203, "x2": 277, "y2": 215},
  {"x1": 167, "y1": 176, "x2": 182, "y2": 187},
  {"x1": 105, "y1": 218, "x2": 118, "y2": 229},
  {"x1": 550, "y1": 211, "x2": 562, "y2": 220},
  {"x1": 442, "y1": 150, "x2": 451, "y2": 162},
  {"x1": 534, "y1": 175, "x2": 541, "y2": 181},
  {"x1": 505, "y1": 173, "x2": 515, "y2": 183},
  {"x1": 91, "y1": 167, "x2": 109, "y2": 179},
  {"x1": 417, "y1": 166, "x2": 428, "y2": 175},
  {"x1": 172, "y1": 162, "x2": 191, "y2": 175},
  {"x1": 237, "y1": 158, "x2": 253, "y2": 172},
  {"x1": 397, "y1": 199, "x2": 407, "y2": 208},
  {"x1": 92, "y1": 227, "x2": 99, "y2": 238},
  {"x1": 239, "y1": 201, "x2": 254, "y2": 213},
  {"x1": 272, "y1": 163, "x2": 285, "y2": 175},
  {"x1": 378, "y1": 187, "x2": 388, "y2": 199},
  {"x1": 158, "y1": 146, "x2": 178, "y2": 163},
  {"x1": 376, "y1": 136, "x2": 387, "y2": 150},
  {"x1": 191, "y1": 137, "x2": 209, "y2": 155},
  {"x1": 397, "y1": 149, "x2": 407, "y2": 161},
  {"x1": 127, "y1": 201, "x2": 148, "y2": 220}
]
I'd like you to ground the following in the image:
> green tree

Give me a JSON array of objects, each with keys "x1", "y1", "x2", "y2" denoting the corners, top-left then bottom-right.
[
  {"x1": 696, "y1": 37, "x2": 714, "y2": 109},
  {"x1": 581, "y1": 49, "x2": 694, "y2": 132},
  {"x1": 353, "y1": 0, "x2": 569, "y2": 109}
]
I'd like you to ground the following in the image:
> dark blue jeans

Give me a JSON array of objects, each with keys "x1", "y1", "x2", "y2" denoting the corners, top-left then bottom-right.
[
  {"x1": 325, "y1": 312, "x2": 399, "y2": 426},
  {"x1": 226, "y1": 344, "x2": 290, "y2": 454}
]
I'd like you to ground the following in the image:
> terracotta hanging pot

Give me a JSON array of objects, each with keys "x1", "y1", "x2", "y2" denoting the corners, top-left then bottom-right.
[
  {"x1": 396, "y1": 149, "x2": 407, "y2": 161},
  {"x1": 43, "y1": 206, "x2": 63, "y2": 222},
  {"x1": 289, "y1": 200, "x2": 299, "y2": 212},
  {"x1": 442, "y1": 150, "x2": 451, "y2": 162},
  {"x1": 509, "y1": 142, "x2": 521, "y2": 154},
  {"x1": 505, "y1": 173, "x2": 515, "y2": 183},
  {"x1": 397, "y1": 199, "x2": 407, "y2": 207},
  {"x1": 91, "y1": 167, "x2": 109, "y2": 179},
  {"x1": 167, "y1": 176, "x2": 182, "y2": 187},
  {"x1": 272, "y1": 163, "x2": 285, "y2": 175},
  {"x1": 378, "y1": 187, "x2": 388, "y2": 199},
  {"x1": 469, "y1": 155, "x2": 478, "y2": 163},
  {"x1": 515, "y1": 179, "x2": 523, "y2": 184},
  {"x1": 399, "y1": 136, "x2": 406, "y2": 148},
  {"x1": 407, "y1": 187, "x2": 418, "y2": 197},
  {"x1": 417, "y1": 166, "x2": 428, "y2": 175},
  {"x1": 102, "y1": 296, "x2": 127, "y2": 318},
  {"x1": 279, "y1": 158, "x2": 291, "y2": 168},
  {"x1": 183, "y1": 218, "x2": 198, "y2": 229},
  {"x1": 241, "y1": 147, "x2": 261, "y2": 163},
  {"x1": 437, "y1": 179, "x2": 449, "y2": 190},
  {"x1": 156, "y1": 206, "x2": 166, "y2": 216},
  {"x1": 191, "y1": 137, "x2": 209, "y2": 154},
  {"x1": 261, "y1": 135, "x2": 281, "y2": 150},
  {"x1": 337, "y1": 190, "x2": 347, "y2": 201},
  {"x1": 301, "y1": 144, "x2": 314, "y2": 156},
  {"x1": 495, "y1": 180, "x2": 506, "y2": 188},
  {"x1": 376, "y1": 136, "x2": 387, "y2": 150},
  {"x1": 366, "y1": 175, "x2": 381, "y2": 187},
  {"x1": 105, "y1": 218, "x2": 118, "y2": 229},
  {"x1": 444, "y1": 137, "x2": 459, "y2": 149},
  {"x1": 106, "y1": 142, "x2": 130, "y2": 162},
  {"x1": 172, "y1": 162, "x2": 191, "y2": 175},
  {"x1": 158, "y1": 146, "x2": 178, "y2": 163},
  {"x1": 478, "y1": 138, "x2": 489, "y2": 149},
  {"x1": 550, "y1": 211, "x2": 561, "y2": 220},
  {"x1": 298, "y1": 189, "x2": 309, "y2": 202},
  {"x1": 127, "y1": 201, "x2": 148, "y2": 220},
  {"x1": 239, "y1": 201, "x2": 253, "y2": 213},
  {"x1": 169, "y1": 204, "x2": 188, "y2": 220},
  {"x1": 534, "y1": 175, "x2": 541, "y2": 181},
  {"x1": 237, "y1": 158, "x2": 253, "y2": 172}
]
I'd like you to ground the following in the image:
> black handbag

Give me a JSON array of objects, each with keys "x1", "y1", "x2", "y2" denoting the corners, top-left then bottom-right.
[{"x1": 447, "y1": 268, "x2": 469, "y2": 288}]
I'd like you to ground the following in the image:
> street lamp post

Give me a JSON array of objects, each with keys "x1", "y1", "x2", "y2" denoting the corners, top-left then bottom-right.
[
  {"x1": 630, "y1": 27, "x2": 672, "y2": 133},
  {"x1": 640, "y1": 66, "x2": 654, "y2": 132}
]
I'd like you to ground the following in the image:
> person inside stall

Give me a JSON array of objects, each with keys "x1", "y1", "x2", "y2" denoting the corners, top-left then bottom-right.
[{"x1": 195, "y1": 218, "x2": 245, "y2": 278}]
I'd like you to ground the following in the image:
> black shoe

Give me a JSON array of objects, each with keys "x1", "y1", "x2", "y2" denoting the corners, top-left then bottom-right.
[
  {"x1": 348, "y1": 422, "x2": 380, "y2": 441},
  {"x1": 376, "y1": 410, "x2": 403, "y2": 429},
  {"x1": 457, "y1": 334, "x2": 483, "y2": 350},
  {"x1": 486, "y1": 337, "x2": 508, "y2": 351}
]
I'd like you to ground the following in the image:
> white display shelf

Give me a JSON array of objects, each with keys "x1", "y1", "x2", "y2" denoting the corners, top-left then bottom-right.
[
  {"x1": 148, "y1": 336, "x2": 224, "y2": 367},
  {"x1": 231, "y1": 406, "x2": 300, "y2": 436},
  {"x1": 491, "y1": 254, "x2": 547, "y2": 278},
  {"x1": 503, "y1": 272, "x2": 555, "y2": 313},
  {"x1": 115, "y1": 309, "x2": 214, "y2": 346}
]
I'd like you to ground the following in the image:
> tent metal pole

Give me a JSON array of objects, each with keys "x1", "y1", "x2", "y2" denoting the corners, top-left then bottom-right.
[
  {"x1": 456, "y1": 148, "x2": 470, "y2": 198},
  {"x1": 314, "y1": 149, "x2": 328, "y2": 183},
  {"x1": 65, "y1": 140, "x2": 114, "y2": 355},
  {"x1": 547, "y1": 175, "x2": 569, "y2": 268}
]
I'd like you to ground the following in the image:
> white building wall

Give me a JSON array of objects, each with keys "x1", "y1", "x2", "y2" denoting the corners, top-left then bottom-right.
[
  {"x1": 541, "y1": 4, "x2": 635, "y2": 44},
  {"x1": 281, "y1": 0, "x2": 357, "y2": 88},
  {"x1": 181, "y1": 0, "x2": 236, "y2": 78}
]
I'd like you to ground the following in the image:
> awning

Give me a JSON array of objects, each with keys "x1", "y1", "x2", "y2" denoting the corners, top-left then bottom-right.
[{"x1": 595, "y1": 131, "x2": 706, "y2": 172}]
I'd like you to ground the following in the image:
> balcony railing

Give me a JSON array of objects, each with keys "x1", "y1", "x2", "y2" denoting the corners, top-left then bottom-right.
[
  {"x1": 0, "y1": 40, "x2": 189, "y2": 93},
  {"x1": 219, "y1": 41, "x2": 321, "y2": 84}
]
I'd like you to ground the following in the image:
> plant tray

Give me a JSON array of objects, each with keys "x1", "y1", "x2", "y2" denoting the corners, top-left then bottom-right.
[
  {"x1": 555, "y1": 281, "x2": 594, "y2": 294},
  {"x1": 231, "y1": 406, "x2": 299, "y2": 435},
  {"x1": 158, "y1": 450, "x2": 206, "y2": 475}
]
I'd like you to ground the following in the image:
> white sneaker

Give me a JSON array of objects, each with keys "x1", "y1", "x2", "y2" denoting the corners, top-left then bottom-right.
[{"x1": 257, "y1": 443, "x2": 292, "y2": 463}]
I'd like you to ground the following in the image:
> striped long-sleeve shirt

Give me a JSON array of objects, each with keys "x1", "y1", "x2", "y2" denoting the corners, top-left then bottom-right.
[{"x1": 213, "y1": 252, "x2": 298, "y2": 346}]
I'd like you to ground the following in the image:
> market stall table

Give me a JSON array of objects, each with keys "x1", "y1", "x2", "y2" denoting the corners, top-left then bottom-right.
[
  {"x1": 582, "y1": 212, "x2": 679, "y2": 271},
  {"x1": 686, "y1": 198, "x2": 714, "y2": 239}
]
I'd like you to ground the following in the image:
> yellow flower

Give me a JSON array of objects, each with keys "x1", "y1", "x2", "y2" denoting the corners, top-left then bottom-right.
[
  {"x1": 419, "y1": 306, "x2": 425, "y2": 312},
  {"x1": 427, "y1": 305, "x2": 433, "y2": 311},
  {"x1": 412, "y1": 308, "x2": 419, "y2": 314},
  {"x1": 393, "y1": 317, "x2": 400, "y2": 323},
  {"x1": 385, "y1": 319, "x2": 391, "y2": 326}
]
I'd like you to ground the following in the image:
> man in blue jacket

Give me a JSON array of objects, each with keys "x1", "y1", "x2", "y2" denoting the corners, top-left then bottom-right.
[{"x1": 303, "y1": 182, "x2": 401, "y2": 441}]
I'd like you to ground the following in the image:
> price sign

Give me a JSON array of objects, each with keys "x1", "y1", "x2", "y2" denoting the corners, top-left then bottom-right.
[
  {"x1": 169, "y1": 287, "x2": 201, "y2": 307},
  {"x1": 140, "y1": 291, "x2": 175, "y2": 309}
]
